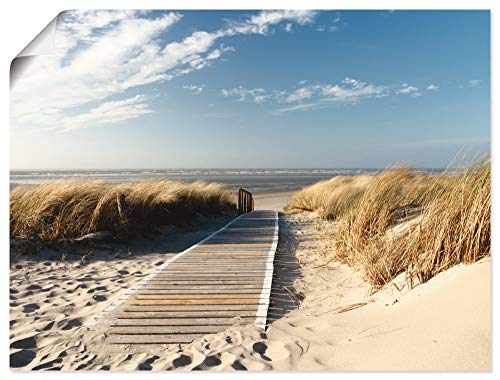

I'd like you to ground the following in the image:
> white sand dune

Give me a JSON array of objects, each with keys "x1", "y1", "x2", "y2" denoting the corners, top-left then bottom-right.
[
  {"x1": 9, "y1": 199, "x2": 490, "y2": 370},
  {"x1": 265, "y1": 215, "x2": 491, "y2": 371}
]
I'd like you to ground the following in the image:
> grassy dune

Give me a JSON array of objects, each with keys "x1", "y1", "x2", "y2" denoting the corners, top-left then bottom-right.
[
  {"x1": 10, "y1": 180, "x2": 235, "y2": 240},
  {"x1": 287, "y1": 158, "x2": 490, "y2": 288}
]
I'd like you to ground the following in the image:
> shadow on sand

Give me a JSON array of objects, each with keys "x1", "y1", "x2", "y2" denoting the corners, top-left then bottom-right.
[{"x1": 266, "y1": 212, "x2": 304, "y2": 327}]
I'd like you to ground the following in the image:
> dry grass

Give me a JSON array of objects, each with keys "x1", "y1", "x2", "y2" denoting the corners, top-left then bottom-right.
[
  {"x1": 286, "y1": 175, "x2": 373, "y2": 220},
  {"x1": 10, "y1": 180, "x2": 235, "y2": 240},
  {"x1": 287, "y1": 158, "x2": 491, "y2": 288}
]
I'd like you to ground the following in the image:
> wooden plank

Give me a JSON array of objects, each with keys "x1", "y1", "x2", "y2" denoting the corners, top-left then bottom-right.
[
  {"x1": 141, "y1": 284, "x2": 266, "y2": 290},
  {"x1": 146, "y1": 280, "x2": 266, "y2": 284},
  {"x1": 125, "y1": 298, "x2": 262, "y2": 306},
  {"x1": 166, "y1": 265, "x2": 268, "y2": 269},
  {"x1": 183, "y1": 253, "x2": 269, "y2": 257},
  {"x1": 172, "y1": 260, "x2": 270, "y2": 264},
  {"x1": 113, "y1": 317, "x2": 252, "y2": 326},
  {"x1": 152, "y1": 274, "x2": 267, "y2": 279},
  {"x1": 148, "y1": 277, "x2": 264, "y2": 285},
  {"x1": 121, "y1": 305, "x2": 259, "y2": 312},
  {"x1": 107, "y1": 334, "x2": 203, "y2": 344},
  {"x1": 153, "y1": 270, "x2": 266, "y2": 274},
  {"x1": 109, "y1": 326, "x2": 227, "y2": 335},
  {"x1": 136, "y1": 289, "x2": 264, "y2": 295},
  {"x1": 114, "y1": 310, "x2": 263, "y2": 319},
  {"x1": 167, "y1": 263, "x2": 268, "y2": 266},
  {"x1": 191, "y1": 248, "x2": 268, "y2": 252},
  {"x1": 191, "y1": 245, "x2": 271, "y2": 249},
  {"x1": 131, "y1": 294, "x2": 261, "y2": 299},
  {"x1": 170, "y1": 262, "x2": 269, "y2": 266},
  {"x1": 164, "y1": 268, "x2": 269, "y2": 271}
]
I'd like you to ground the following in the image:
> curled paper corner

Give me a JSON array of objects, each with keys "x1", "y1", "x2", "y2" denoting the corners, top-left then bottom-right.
[{"x1": 10, "y1": 13, "x2": 59, "y2": 88}]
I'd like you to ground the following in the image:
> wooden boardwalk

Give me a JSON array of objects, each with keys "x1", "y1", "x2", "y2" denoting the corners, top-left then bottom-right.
[{"x1": 91, "y1": 210, "x2": 279, "y2": 345}]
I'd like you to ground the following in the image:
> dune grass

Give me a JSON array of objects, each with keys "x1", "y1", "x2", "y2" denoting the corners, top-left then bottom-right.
[
  {"x1": 286, "y1": 175, "x2": 373, "y2": 220},
  {"x1": 10, "y1": 180, "x2": 235, "y2": 240},
  {"x1": 287, "y1": 158, "x2": 491, "y2": 288}
]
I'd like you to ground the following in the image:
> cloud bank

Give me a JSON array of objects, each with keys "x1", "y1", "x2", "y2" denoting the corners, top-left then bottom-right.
[
  {"x1": 222, "y1": 77, "x2": 414, "y2": 113},
  {"x1": 11, "y1": 10, "x2": 318, "y2": 132}
]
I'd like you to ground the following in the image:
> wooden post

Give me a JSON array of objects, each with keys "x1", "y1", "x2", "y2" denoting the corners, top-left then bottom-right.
[{"x1": 237, "y1": 188, "x2": 253, "y2": 214}]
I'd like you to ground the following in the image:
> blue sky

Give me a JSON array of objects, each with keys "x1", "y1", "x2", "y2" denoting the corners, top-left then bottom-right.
[{"x1": 10, "y1": 10, "x2": 490, "y2": 169}]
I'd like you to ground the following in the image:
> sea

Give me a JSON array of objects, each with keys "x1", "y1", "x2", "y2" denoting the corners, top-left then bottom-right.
[{"x1": 9, "y1": 168, "x2": 444, "y2": 194}]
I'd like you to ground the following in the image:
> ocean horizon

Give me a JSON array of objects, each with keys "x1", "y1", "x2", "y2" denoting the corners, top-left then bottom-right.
[{"x1": 10, "y1": 168, "x2": 446, "y2": 193}]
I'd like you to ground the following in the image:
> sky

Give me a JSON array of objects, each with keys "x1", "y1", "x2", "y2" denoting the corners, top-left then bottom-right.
[{"x1": 10, "y1": 10, "x2": 490, "y2": 169}]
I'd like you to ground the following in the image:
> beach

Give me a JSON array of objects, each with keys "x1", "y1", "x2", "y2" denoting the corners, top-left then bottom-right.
[
  {"x1": 10, "y1": 187, "x2": 490, "y2": 370},
  {"x1": 7, "y1": 7, "x2": 491, "y2": 374}
]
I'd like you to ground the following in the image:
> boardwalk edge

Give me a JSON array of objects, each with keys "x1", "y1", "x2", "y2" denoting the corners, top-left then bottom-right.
[{"x1": 255, "y1": 210, "x2": 279, "y2": 329}]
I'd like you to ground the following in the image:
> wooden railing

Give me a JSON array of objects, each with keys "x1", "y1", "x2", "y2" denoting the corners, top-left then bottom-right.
[{"x1": 238, "y1": 188, "x2": 254, "y2": 214}]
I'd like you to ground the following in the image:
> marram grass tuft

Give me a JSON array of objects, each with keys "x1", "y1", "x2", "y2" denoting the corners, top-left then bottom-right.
[{"x1": 10, "y1": 180, "x2": 235, "y2": 240}]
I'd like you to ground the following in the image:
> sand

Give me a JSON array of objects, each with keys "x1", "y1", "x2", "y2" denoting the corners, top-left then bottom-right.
[
  {"x1": 9, "y1": 192, "x2": 491, "y2": 370},
  {"x1": 254, "y1": 190, "x2": 295, "y2": 211},
  {"x1": 265, "y1": 214, "x2": 491, "y2": 371}
]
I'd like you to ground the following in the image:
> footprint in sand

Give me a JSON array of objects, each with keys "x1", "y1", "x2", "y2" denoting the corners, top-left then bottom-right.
[
  {"x1": 42, "y1": 321, "x2": 55, "y2": 331},
  {"x1": 26, "y1": 284, "x2": 42, "y2": 291},
  {"x1": 93, "y1": 295, "x2": 107, "y2": 302},
  {"x1": 32, "y1": 358, "x2": 63, "y2": 370},
  {"x1": 252, "y1": 342, "x2": 272, "y2": 361},
  {"x1": 231, "y1": 360, "x2": 248, "y2": 370},
  {"x1": 137, "y1": 355, "x2": 159, "y2": 370},
  {"x1": 87, "y1": 286, "x2": 107, "y2": 294},
  {"x1": 10, "y1": 349, "x2": 36, "y2": 368},
  {"x1": 10, "y1": 336, "x2": 37, "y2": 350},
  {"x1": 60, "y1": 318, "x2": 82, "y2": 330},
  {"x1": 192, "y1": 354, "x2": 222, "y2": 370},
  {"x1": 68, "y1": 284, "x2": 88, "y2": 294},
  {"x1": 173, "y1": 354, "x2": 192, "y2": 368},
  {"x1": 118, "y1": 270, "x2": 129, "y2": 275},
  {"x1": 22, "y1": 303, "x2": 40, "y2": 313}
]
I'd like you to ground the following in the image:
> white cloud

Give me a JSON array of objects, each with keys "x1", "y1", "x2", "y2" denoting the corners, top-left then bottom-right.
[
  {"x1": 58, "y1": 95, "x2": 152, "y2": 132},
  {"x1": 11, "y1": 10, "x2": 318, "y2": 132},
  {"x1": 223, "y1": 77, "x2": 432, "y2": 113},
  {"x1": 222, "y1": 87, "x2": 271, "y2": 104},
  {"x1": 426, "y1": 84, "x2": 439, "y2": 91},
  {"x1": 285, "y1": 87, "x2": 314, "y2": 102},
  {"x1": 183, "y1": 84, "x2": 204, "y2": 94},
  {"x1": 396, "y1": 83, "x2": 419, "y2": 94},
  {"x1": 223, "y1": 77, "x2": 390, "y2": 112},
  {"x1": 230, "y1": 10, "x2": 317, "y2": 35},
  {"x1": 275, "y1": 103, "x2": 318, "y2": 113},
  {"x1": 467, "y1": 79, "x2": 481, "y2": 87},
  {"x1": 316, "y1": 11, "x2": 341, "y2": 32}
]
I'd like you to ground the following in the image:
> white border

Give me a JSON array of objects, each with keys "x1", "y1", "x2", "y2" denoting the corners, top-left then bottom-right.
[{"x1": 2, "y1": 2, "x2": 497, "y2": 379}]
